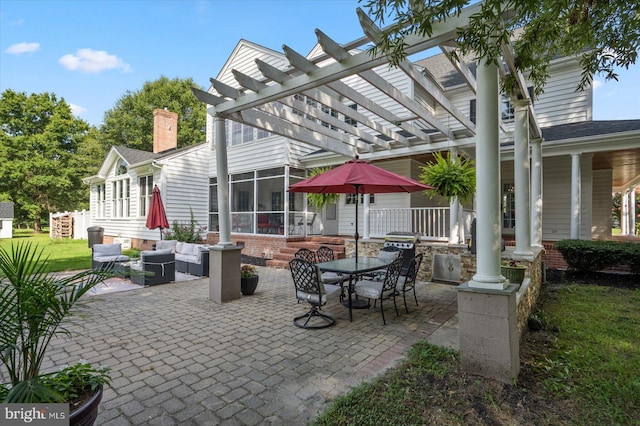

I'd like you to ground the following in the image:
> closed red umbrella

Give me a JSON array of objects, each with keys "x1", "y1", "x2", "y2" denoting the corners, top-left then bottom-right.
[
  {"x1": 146, "y1": 185, "x2": 170, "y2": 240},
  {"x1": 288, "y1": 157, "x2": 432, "y2": 260}
]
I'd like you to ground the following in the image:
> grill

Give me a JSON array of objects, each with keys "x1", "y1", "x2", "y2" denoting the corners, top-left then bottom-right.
[{"x1": 383, "y1": 231, "x2": 421, "y2": 275}]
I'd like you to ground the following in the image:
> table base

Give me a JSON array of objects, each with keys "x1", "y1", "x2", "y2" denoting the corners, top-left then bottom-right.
[{"x1": 342, "y1": 299, "x2": 369, "y2": 309}]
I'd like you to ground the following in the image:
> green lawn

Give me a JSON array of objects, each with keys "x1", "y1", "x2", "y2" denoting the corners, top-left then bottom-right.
[
  {"x1": 0, "y1": 229, "x2": 92, "y2": 272},
  {"x1": 312, "y1": 284, "x2": 640, "y2": 425}
]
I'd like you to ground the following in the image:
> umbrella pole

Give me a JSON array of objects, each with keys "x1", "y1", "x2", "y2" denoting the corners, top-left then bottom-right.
[{"x1": 354, "y1": 184, "x2": 359, "y2": 263}]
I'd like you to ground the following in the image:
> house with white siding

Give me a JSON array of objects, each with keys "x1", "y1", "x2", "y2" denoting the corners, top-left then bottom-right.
[
  {"x1": 200, "y1": 38, "x2": 639, "y2": 261},
  {"x1": 84, "y1": 109, "x2": 209, "y2": 249},
  {"x1": 85, "y1": 19, "x2": 639, "y2": 262}
]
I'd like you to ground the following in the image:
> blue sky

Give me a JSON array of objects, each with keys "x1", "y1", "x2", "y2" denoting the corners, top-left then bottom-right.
[{"x1": 1, "y1": 0, "x2": 638, "y2": 127}]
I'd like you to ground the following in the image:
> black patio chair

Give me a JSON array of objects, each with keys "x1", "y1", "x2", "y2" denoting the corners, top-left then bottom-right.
[
  {"x1": 396, "y1": 253, "x2": 423, "y2": 313},
  {"x1": 353, "y1": 257, "x2": 403, "y2": 325},
  {"x1": 316, "y1": 245, "x2": 348, "y2": 299},
  {"x1": 289, "y1": 258, "x2": 341, "y2": 329}
]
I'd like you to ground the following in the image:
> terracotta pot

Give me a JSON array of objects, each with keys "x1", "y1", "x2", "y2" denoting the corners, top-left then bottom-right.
[
  {"x1": 241, "y1": 275, "x2": 259, "y2": 295},
  {"x1": 69, "y1": 385, "x2": 103, "y2": 426}
]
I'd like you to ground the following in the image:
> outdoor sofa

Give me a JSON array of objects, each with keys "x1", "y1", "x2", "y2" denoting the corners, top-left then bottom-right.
[
  {"x1": 92, "y1": 243, "x2": 130, "y2": 271},
  {"x1": 155, "y1": 240, "x2": 210, "y2": 277}
]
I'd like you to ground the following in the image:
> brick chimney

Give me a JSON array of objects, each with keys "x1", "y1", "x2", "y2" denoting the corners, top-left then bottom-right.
[{"x1": 153, "y1": 108, "x2": 178, "y2": 153}]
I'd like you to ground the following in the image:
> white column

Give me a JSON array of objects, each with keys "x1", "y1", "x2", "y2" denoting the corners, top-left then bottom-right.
[
  {"x1": 214, "y1": 115, "x2": 233, "y2": 247},
  {"x1": 449, "y1": 148, "x2": 460, "y2": 244},
  {"x1": 513, "y1": 100, "x2": 532, "y2": 256},
  {"x1": 570, "y1": 153, "x2": 581, "y2": 239},
  {"x1": 469, "y1": 59, "x2": 507, "y2": 290},
  {"x1": 363, "y1": 194, "x2": 370, "y2": 240},
  {"x1": 530, "y1": 138, "x2": 543, "y2": 247},
  {"x1": 621, "y1": 190, "x2": 629, "y2": 235},
  {"x1": 631, "y1": 187, "x2": 637, "y2": 236}
]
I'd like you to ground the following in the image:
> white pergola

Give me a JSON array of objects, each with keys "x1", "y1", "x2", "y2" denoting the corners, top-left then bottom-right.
[{"x1": 196, "y1": 3, "x2": 544, "y2": 381}]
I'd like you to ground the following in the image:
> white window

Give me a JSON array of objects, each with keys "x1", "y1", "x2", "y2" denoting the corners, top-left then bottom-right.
[
  {"x1": 139, "y1": 176, "x2": 153, "y2": 217},
  {"x1": 96, "y1": 184, "x2": 106, "y2": 218},
  {"x1": 345, "y1": 194, "x2": 374, "y2": 205},
  {"x1": 111, "y1": 178, "x2": 130, "y2": 218},
  {"x1": 230, "y1": 121, "x2": 259, "y2": 145}
]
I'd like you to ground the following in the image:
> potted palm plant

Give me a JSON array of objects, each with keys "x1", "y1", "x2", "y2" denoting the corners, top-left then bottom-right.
[
  {"x1": 240, "y1": 264, "x2": 259, "y2": 295},
  {"x1": 0, "y1": 242, "x2": 110, "y2": 425}
]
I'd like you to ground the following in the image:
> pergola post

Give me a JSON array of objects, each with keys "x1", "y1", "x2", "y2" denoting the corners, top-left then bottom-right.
[
  {"x1": 209, "y1": 115, "x2": 241, "y2": 303},
  {"x1": 457, "y1": 59, "x2": 519, "y2": 383},
  {"x1": 513, "y1": 100, "x2": 532, "y2": 256}
]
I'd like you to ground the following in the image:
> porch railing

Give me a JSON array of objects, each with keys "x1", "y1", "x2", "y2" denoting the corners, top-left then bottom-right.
[{"x1": 369, "y1": 207, "x2": 475, "y2": 241}]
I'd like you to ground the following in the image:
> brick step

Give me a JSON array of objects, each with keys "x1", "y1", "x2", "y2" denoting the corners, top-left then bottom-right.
[
  {"x1": 283, "y1": 242, "x2": 345, "y2": 253},
  {"x1": 268, "y1": 237, "x2": 347, "y2": 269}
]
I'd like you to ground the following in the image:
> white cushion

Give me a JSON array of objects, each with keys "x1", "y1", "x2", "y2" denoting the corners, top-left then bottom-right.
[
  {"x1": 378, "y1": 250, "x2": 400, "y2": 261},
  {"x1": 155, "y1": 240, "x2": 177, "y2": 253},
  {"x1": 176, "y1": 242, "x2": 184, "y2": 254},
  {"x1": 93, "y1": 243, "x2": 122, "y2": 257}
]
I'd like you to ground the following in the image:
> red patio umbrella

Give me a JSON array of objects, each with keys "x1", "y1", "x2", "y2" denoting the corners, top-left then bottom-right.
[
  {"x1": 288, "y1": 157, "x2": 432, "y2": 260},
  {"x1": 146, "y1": 185, "x2": 170, "y2": 240}
]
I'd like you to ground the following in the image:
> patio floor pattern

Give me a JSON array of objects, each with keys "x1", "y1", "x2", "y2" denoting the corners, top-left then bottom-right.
[{"x1": 40, "y1": 266, "x2": 458, "y2": 425}]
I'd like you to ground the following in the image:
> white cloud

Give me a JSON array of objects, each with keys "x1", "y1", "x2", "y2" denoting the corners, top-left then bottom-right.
[
  {"x1": 5, "y1": 42, "x2": 40, "y2": 55},
  {"x1": 592, "y1": 80, "x2": 603, "y2": 90},
  {"x1": 9, "y1": 18, "x2": 25, "y2": 27},
  {"x1": 58, "y1": 48, "x2": 132, "y2": 74},
  {"x1": 69, "y1": 103, "x2": 86, "y2": 117}
]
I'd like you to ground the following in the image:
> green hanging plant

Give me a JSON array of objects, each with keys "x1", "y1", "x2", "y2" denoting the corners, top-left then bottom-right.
[
  {"x1": 306, "y1": 167, "x2": 340, "y2": 209},
  {"x1": 419, "y1": 152, "x2": 476, "y2": 203}
]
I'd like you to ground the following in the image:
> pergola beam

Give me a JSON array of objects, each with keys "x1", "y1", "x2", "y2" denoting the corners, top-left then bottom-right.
[
  {"x1": 257, "y1": 101, "x2": 374, "y2": 152},
  {"x1": 439, "y1": 45, "x2": 477, "y2": 94},
  {"x1": 283, "y1": 44, "x2": 423, "y2": 143},
  {"x1": 236, "y1": 109, "x2": 355, "y2": 157},
  {"x1": 255, "y1": 59, "x2": 409, "y2": 146},
  {"x1": 211, "y1": 3, "x2": 483, "y2": 116}
]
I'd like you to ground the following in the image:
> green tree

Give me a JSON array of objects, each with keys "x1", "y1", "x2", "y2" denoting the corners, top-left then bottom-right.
[
  {"x1": 363, "y1": 0, "x2": 639, "y2": 95},
  {"x1": 0, "y1": 90, "x2": 91, "y2": 232},
  {"x1": 100, "y1": 76, "x2": 206, "y2": 152}
]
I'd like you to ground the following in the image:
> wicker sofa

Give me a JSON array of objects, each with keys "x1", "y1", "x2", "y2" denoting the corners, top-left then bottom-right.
[
  {"x1": 130, "y1": 250, "x2": 175, "y2": 286},
  {"x1": 155, "y1": 240, "x2": 210, "y2": 277}
]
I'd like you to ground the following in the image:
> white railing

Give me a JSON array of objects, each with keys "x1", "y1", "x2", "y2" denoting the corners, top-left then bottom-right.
[{"x1": 369, "y1": 207, "x2": 476, "y2": 241}]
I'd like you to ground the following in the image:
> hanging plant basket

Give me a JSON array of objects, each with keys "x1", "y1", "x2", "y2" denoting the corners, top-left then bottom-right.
[{"x1": 419, "y1": 152, "x2": 476, "y2": 203}]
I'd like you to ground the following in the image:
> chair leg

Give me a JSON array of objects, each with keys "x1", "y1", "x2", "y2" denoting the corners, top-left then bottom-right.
[
  {"x1": 379, "y1": 298, "x2": 386, "y2": 325},
  {"x1": 412, "y1": 287, "x2": 419, "y2": 307},
  {"x1": 403, "y1": 291, "x2": 409, "y2": 314},
  {"x1": 392, "y1": 294, "x2": 399, "y2": 317},
  {"x1": 293, "y1": 305, "x2": 335, "y2": 329}
]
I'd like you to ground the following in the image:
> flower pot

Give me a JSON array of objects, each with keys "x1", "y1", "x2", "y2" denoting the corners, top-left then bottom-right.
[
  {"x1": 241, "y1": 275, "x2": 259, "y2": 295},
  {"x1": 69, "y1": 385, "x2": 103, "y2": 426},
  {"x1": 501, "y1": 266, "x2": 526, "y2": 286}
]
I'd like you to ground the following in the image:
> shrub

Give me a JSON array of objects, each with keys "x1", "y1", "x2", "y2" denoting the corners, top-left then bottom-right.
[
  {"x1": 555, "y1": 239, "x2": 640, "y2": 274},
  {"x1": 163, "y1": 208, "x2": 207, "y2": 243}
]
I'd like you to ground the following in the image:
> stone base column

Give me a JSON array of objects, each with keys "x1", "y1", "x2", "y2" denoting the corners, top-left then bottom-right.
[
  {"x1": 457, "y1": 283, "x2": 519, "y2": 383},
  {"x1": 209, "y1": 246, "x2": 242, "y2": 303}
]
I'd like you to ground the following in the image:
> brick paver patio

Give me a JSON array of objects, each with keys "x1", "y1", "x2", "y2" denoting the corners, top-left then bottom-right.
[{"x1": 42, "y1": 266, "x2": 458, "y2": 425}]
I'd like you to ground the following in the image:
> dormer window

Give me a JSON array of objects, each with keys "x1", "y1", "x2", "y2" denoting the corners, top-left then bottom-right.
[{"x1": 116, "y1": 160, "x2": 127, "y2": 175}]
